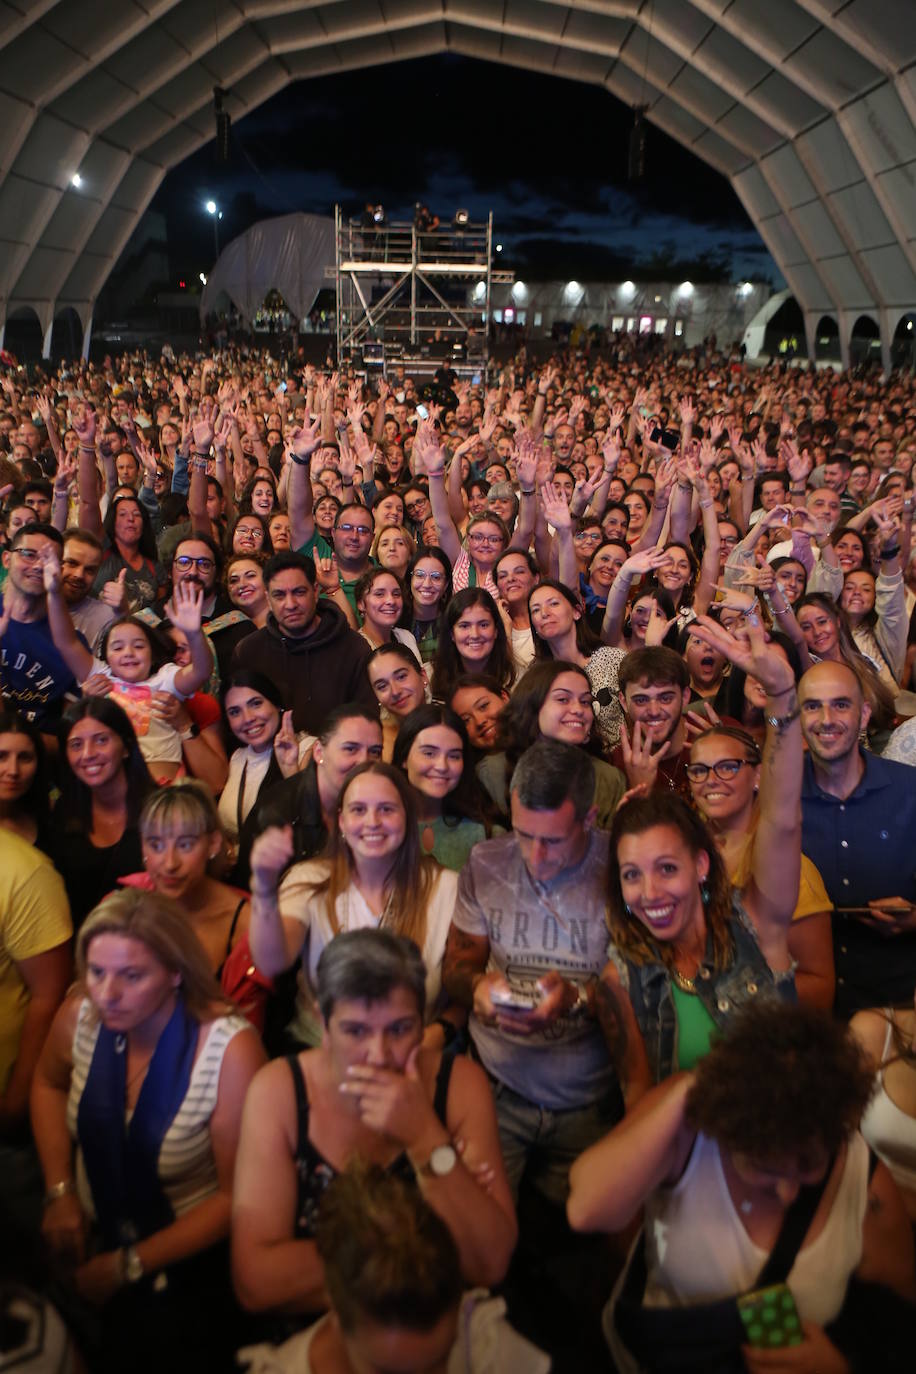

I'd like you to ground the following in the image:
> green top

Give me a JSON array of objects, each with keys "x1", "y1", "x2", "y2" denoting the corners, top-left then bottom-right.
[
  {"x1": 671, "y1": 982, "x2": 718, "y2": 1071},
  {"x1": 417, "y1": 815, "x2": 497, "y2": 872},
  {"x1": 476, "y1": 751, "x2": 626, "y2": 829},
  {"x1": 295, "y1": 531, "x2": 333, "y2": 563}
]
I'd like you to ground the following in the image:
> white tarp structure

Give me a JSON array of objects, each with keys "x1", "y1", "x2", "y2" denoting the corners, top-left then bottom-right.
[
  {"x1": 199, "y1": 212, "x2": 334, "y2": 324},
  {"x1": 0, "y1": 2, "x2": 913, "y2": 363}
]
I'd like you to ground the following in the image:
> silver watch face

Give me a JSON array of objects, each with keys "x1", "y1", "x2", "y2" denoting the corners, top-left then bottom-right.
[{"x1": 429, "y1": 1144, "x2": 458, "y2": 1177}]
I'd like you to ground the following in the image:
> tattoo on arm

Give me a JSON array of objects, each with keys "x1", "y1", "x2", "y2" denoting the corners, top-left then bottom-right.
[
  {"x1": 596, "y1": 977, "x2": 629, "y2": 1080},
  {"x1": 442, "y1": 926, "x2": 488, "y2": 1008}
]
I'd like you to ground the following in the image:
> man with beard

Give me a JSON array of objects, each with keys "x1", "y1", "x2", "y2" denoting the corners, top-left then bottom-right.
[
  {"x1": 799, "y1": 660, "x2": 916, "y2": 1017},
  {"x1": 610, "y1": 647, "x2": 693, "y2": 797},
  {"x1": 0, "y1": 524, "x2": 80, "y2": 733},
  {"x1": 138, "y1": 533, "x2": 253, "y2": 686},
  {"x1": 59, "y1": 530, "x2": 118, "y2": 652}
]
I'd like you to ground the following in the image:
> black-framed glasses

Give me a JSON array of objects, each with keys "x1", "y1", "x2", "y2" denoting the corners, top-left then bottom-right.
[
  {"x1": 174, "y1": 555, "x2": 215, "y2": 573},
  {"x1": 685, "y1": 759, "x2": 754, "y2": 782}
]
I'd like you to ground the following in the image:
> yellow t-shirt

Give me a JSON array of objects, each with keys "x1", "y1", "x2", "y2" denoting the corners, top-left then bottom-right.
[
  {"x1": 0, "y1": 830, "x2": 72, "y2": 1092},
  {"x1": 729, "y1": 831, "x2": 830, "y2": 923}
]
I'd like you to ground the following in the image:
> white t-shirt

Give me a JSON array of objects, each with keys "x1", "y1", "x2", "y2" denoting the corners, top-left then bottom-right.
[
  {"x1": 87, "y1": 660, "x2": 186, "y2": 764},
  {"x1": 277, "y1": 859, "x2": 458, "y2": 1046}
]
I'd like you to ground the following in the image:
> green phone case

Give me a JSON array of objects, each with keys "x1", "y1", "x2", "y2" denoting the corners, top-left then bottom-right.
[{"x1": 737, "y1": 1282, "x2": 803, "y2": 1348}]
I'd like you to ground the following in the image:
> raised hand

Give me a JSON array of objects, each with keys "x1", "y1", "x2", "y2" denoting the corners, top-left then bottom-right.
[
  {"x1": 679, "y1": 395, "x2": 697, "y2": 427},
  {"x1": 99, "y1": 567, "x2": 129, "y2": 610},
  {"x1": 273, "y1": 710, "x2": 301, "y2": 777},
  {"x1": 619, "y1": 721, "x2": 668, "y2": 791},
  {"x1": 621, "y1": 546, "x2": 671, "y2": 581},
  {"x1": 249, "y1": 824, "x2": 295, "y2": 890},
  {"x1": 288, "y1": 416, "x2": 322, "y2": 463},
  {"x1": 314, "y1": 553, "x2": 342, "y2": 595},
  {"x1": 601, "y1": 432, "x2": 621, "y2": 472},
  {"x1": 412, "y1": 421, "x2": 445, "y2": 478},
  {"x1": 38, "y1": 543, "x2": 61, "y2": 594},
  {"x1": 539, "y1": 481, "x2": 572, "y2": 530},
  {"x1": 644, "y1": 598, "x2": 675, "y2": 647},
  {"x1": 71, "y1": 404, "x2": 96, "y2": 447},
  {"x1": 689, "y1": 613, "x2": 796, "y2": 696},
  {"x1": 170, "y1": 578, "x2": 204, "y2": 634}
]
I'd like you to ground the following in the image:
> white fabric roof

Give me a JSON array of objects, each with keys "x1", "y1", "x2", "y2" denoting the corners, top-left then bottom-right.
[
  {"x1": 199, "y1": 211, "x2": 334, "y2": 323},
  {"x1": 0, "y1": 1, "x2": 914, "y2": 354}
]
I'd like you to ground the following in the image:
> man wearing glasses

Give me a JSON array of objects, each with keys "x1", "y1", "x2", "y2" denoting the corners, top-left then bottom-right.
[
  {"x1": 138, "y1": 534, "x2": 254, "y2": 686},
  {"x1": 0, "y1": 523, "x2": 82, "y2": 734},
  {"x1": 332, "y1": 504, "x2": 376, "y2": 615}
]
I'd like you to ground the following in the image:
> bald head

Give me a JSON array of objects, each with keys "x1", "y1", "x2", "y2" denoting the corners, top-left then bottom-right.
[{"x1": 799, "y1": 660, "x2": 868, "y2": 766}]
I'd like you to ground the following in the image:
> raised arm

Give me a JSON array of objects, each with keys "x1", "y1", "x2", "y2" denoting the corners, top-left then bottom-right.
[
  {"x1": 248, "y1": 827, "x2": 308, "y2": 975},
  {"x1": 41, "y1": 547, "x2": 95, "y2": 683},
  {"x1": 600, "y1": 547, "x2": 671, "y2": 647},
  {"x1": 539, "y1": 482, "x2": 578, "y2": 590},
  {"x1": 631, "y1": 456, "x2": 677, "y2": 554},
  {"x1": 688, "y1": 614, "x2": 801, "y2": 967},
  {"x1": 286, "y1": 417, "x2": 322, "y2": 551},
  {"x1": 72, "y1": 404, "x2": 103, "y2": 540},
  {"x1": 415, "y1": 422, "x2": 462, "y2": 564},
  {"x1": 690, "y1": 465, "x2": 721, "y2": 616},
  {"x1": 169, "y1": 582, "x2": 212, "y2": 697},
  {"x1": 567, "y1": 1067, "x2": 694, "y2": 1233}
]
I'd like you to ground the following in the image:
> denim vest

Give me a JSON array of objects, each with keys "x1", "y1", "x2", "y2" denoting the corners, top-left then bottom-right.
[{"x1": 607, "y1": 895, "x2": 797, "y2": 1083}]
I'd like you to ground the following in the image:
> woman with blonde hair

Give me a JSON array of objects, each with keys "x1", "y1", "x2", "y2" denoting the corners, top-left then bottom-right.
[
  {"x1": 248, "y1": 761, "x2": 458, "y2": 1048},
  {"x1": 125, "y1": 781, "x2": 272, "y2": 1029},
  {"x1": 30, "y1": 887, "x2": 265, "y2": 1374}
]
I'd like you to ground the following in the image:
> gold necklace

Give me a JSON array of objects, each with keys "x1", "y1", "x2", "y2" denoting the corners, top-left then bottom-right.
[{"x1": 670, "y1": 966, "x2": 697, "y2": 995}]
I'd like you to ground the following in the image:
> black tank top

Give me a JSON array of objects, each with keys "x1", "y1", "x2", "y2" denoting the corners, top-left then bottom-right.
[{"x1": 288, "y1": 1051, "x2": 455, "y2": 1238}]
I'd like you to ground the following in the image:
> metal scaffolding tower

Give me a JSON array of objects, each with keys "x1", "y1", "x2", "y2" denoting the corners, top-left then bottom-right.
[{"x1": 333, "y1": 208, "x2": 513, "y2": 377}]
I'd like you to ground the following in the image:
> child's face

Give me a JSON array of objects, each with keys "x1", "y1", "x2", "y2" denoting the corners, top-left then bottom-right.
[{"x1": 106, "y1": 624, "x2": 153, "y2": 682}]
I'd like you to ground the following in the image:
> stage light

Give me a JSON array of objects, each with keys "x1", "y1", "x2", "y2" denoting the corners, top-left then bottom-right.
[
  {"x1": 619, "y1": 280, "x2": 635, "y2": 300},
  {"x1": 206, "y1": 200, "x2": 217, "y2": 215},
  {"x1": 454, "y1": 209, "x2": 469, "y2": 226},
  {"x1": 738, "y1": 281, "x2": 753, "y2": 297},
  {"x1": 71, "y1": 173, "x2": 82, "y2": 188},
  {"x1": 495, "y1": 244, "x2": 503, "y2": 252},
  {"x1": 199, "y1": 272, "x2": 207, "y2": 285},
  {"x1": 679, "y1": 281, "x2": 694, "y2": 297}
]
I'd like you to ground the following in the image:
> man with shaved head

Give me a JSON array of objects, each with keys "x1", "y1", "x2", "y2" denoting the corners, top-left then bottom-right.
[{"x1": 799, "y1": 659, "x2": 916, "y2": 1016}]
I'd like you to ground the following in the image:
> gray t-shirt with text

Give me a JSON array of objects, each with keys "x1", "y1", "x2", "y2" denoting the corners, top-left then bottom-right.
[{"x1": 453, "y1": 830, "x2": 613, "y2": 1110}]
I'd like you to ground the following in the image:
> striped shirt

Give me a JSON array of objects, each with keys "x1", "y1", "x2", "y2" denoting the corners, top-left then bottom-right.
[{"x1": 66, "y1": 999, "x2": 250, "y2": 1221}]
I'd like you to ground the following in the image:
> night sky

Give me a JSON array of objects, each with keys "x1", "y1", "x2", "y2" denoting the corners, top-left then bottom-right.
[{"x1": 152, "y1": 53, "x2": 779, "y2": 289}]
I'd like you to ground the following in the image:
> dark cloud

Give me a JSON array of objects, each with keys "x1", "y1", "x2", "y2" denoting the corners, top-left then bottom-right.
[{"x1": 150, "y1": 53, "x2": 779, "y2": 288}]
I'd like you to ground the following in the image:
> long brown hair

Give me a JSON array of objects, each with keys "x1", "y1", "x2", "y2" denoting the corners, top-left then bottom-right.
[
  {"x1": 312, "y1": 761, "x2": 439, "y2": 949},
  {"x1": 608, "y1": 793, "x2": 735, "y2": 972}
]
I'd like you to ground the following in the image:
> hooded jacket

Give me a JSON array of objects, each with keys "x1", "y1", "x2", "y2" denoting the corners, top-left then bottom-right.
[{"x1": 230, "y1": 601, "x2": 375, "y2": 735}]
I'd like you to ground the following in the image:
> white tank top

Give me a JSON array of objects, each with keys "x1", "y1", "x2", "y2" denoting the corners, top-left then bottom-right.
[
  {"x1": 860, "y1": 1019, "x2": 916, "y2": 1194},
  {"x1": 641, "y1": 1131, "x2": 868, "y2": 1327}
]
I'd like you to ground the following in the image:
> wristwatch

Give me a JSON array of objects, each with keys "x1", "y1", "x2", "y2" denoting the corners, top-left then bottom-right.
[
  {"x1": 415, "y1": 1143, "x2": 458, "y2": 1179},
  {"x1": 120, "y1": 1245, "x2": 144, "y2": 1284},
  {"x1": 178, "y1": 721, "x2": 200, "y2": 742}
]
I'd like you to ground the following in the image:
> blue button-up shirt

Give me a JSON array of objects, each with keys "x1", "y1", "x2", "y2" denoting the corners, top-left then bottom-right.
[{"x1": 801, "y1": 751, "x2": 916, "y2": 1015}]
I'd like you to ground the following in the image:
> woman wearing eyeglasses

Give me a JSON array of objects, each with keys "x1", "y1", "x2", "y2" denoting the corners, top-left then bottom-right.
[
  {"x1": 406, "y1": 549, "x2": 453, "y2": 664},
  {"x1": 686, "y1": 619, "x2": 835, "y2": 1012}
]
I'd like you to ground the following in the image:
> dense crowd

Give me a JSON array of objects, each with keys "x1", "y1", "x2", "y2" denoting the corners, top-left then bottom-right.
[{"x1": 0, "y1": 337, "x2": 915, "y2": 1373}]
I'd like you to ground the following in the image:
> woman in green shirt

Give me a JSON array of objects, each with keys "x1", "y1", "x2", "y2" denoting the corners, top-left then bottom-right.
[{"x1": 393, "y1": 704, "x2": 498, "y2": 871}]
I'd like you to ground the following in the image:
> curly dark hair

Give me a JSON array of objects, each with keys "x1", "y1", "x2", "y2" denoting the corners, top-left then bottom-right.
[
  {"x1": 685, "y1": 1002, "x2": 875, "y2": 1166},
  {"x1": 608, "y1": 792, "x2": 734, "y2": 972}
]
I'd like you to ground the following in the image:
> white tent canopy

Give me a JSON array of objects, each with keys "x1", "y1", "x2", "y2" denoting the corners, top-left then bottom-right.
[
  {"x1": 199, "y1": 212, "x2": 334, "y2": 324},
  {"x1": 0, "y1": 2, "x2": 913, "y2": 363}
]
